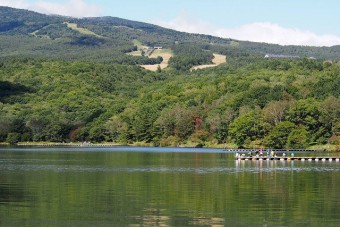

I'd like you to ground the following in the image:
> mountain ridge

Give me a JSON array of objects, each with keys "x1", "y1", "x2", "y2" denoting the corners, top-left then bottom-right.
[{"x1": 1, "y1": 6, "x2": 340, "y2": 62}]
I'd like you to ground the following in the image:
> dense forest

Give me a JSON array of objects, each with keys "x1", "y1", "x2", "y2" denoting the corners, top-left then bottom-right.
[
  {"x1": 0, "y1": 57, "x2": 339, "y2": 149},
  {"x1": 0, "y1": 7, "x2": 339, "y2": 149}
]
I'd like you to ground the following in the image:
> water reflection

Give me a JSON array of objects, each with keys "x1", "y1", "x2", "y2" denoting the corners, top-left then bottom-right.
[
  {"x1": 0, "y1": 148, "x2": 340, "y2": 226},
  {"x1": 1, "y1": 158, "x2": 340, "y2": 174},
  {"x1": 235, "y1": 159, "x2": 340, "y2": 173}
]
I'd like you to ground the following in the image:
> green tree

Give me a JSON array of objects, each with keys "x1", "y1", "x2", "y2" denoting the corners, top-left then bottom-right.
[
  {"x1": 105, "y1": 116, "x2": 128, "y2": 142},
  {"x1": 26, "y1": 115, "x2": 48, "y2": 141},
  {"x1": 229, "y1": 111, "x2": 269, "y2": 147},
  {"x1": 319, "y1": 96, "x2": 340, "y2": 136},
  {"x1": 155, "y1": 108, "x2": 176, "y2": 138},
  {"x1": 287, "y1": 98, "x2": 322, "y2": 142},
  {"x1": 132, "y1": 102, "x2": 164, "y2": 142},
  {"x1": 264, "y1": 121, "x2": 296, "y2": 148},
  {"x1": 263, "y1": 100, "x2": 292, "y2": 126},
  {"x1": 0, "y1": 119, "x2": 11, "y2": 142},
  {"x1": 88, "y1": 125, "x2": 107, "y2": 142},
  {"x1": 6, "y1": 132, "x2": 20, "y2": 145},
  {"x1": 205, "y1": 108, "x2": 235, "y2": 143},
  {"x1": 155, "y1": 105, "x2": 196, "y2": 141},
  {"x1": 287, "y1": 127, "x2": 308, "y2": 149}
]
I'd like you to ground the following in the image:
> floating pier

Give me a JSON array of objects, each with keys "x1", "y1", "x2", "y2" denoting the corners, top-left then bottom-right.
[{"x1": 236, "y1": 157, "x2": 340, "y2": 162}]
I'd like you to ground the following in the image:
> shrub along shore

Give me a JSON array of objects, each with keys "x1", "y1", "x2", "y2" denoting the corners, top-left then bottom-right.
[{"x1": 0, "y1": 142, "x2": 338, "y2": 152}]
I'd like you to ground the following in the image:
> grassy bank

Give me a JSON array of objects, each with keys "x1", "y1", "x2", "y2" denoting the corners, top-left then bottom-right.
[{"x1": 0, "y1": 141, "x2": 338, "y2": 152}]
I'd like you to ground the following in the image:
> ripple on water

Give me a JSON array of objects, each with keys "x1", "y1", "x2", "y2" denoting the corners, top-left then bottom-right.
[{"x1": 0, "y1": 163, "x2": 339, "y2": 174}]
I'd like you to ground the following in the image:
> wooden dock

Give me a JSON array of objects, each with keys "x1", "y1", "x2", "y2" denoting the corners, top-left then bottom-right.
[{"x1": 235, "y1": 157, "x2": 340, "y2": 161}]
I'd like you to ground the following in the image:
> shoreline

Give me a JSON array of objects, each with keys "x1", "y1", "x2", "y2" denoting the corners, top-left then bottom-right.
[{"x1": 0, "y1": 142, "x2": 338, "y2": 152}]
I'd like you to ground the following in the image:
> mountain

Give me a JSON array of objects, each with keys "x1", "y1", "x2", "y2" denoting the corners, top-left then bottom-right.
[
  {"x1": 1, "y1": 6, "x2": 340, "y2": 62},
  {"x1": 0, "y1": 6, "x2": 339, "y2": 149},
  {"x1": 0, "y1": 6, "x2": 230, "y2": 63}
]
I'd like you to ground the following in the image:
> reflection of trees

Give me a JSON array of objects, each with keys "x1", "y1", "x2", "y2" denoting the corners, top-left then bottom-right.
[
  {"x1": 0, "y1": 183, "x2": 25, "y2": 203},
  {"x1": 0, "y1": 152, "x2": 339, "y2": 226}
]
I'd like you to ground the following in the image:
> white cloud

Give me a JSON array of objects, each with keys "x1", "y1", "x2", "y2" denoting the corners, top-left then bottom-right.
[
  {"x1": 0, "y1": 0, "x2": 29, "y2": 9},
  {"x1": 0, "y1": 0, "x2": 102, "y2": 17},
  {"x1": 216, "y1": 22, "x2": 340, "y2": 47},
  {"x1": 155, "y1": 14, "x2": 340, "y2": 47},
  {"x1": 156, "y1": 12, "x2": 217, "y2": 35}
]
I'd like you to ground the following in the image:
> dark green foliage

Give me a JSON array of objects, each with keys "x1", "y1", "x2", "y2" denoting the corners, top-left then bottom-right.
[
  {"x1": 287, "y1": 127, "x2": 309, "y2": 149},
  {"x1": 287, "y1": 99, "x2": 321, "y2": 136},
  {"x1": 0, "y1": 58, "x2": 162, "y2": 143},
  {"x1": 169, "y1": 44, "x2": 214, "y2": 71},
  {"x1": 236, "y1": 85, "x2": 284, "y2": 108},
  {"x1": 0, "y1": 81, "x2": 32, "y2": 101},
  {"x1": 69, "y1": 35, "x2": 108, "y2": 46},
  {"x1": 33, "y1": 23, "x2": 78, "y2": 39},
  {"x1": 6, "y1": 132, "x2": 20, "y2": 144},
  {"x1": 0, "y1": 21, "x2": 24, "y2": 32},
  {"x1": 312, "y1": 74, "x2": 340, "y2": 99},
  {"x1": 229, "y1": 111, "x2": 269, "y2": 146},
  {"x1": 264, "y1": 122, "x2": 296, "y2": 148},
  {"x1": 262, "y1": 59, "x2": 292, "y2": 70}
]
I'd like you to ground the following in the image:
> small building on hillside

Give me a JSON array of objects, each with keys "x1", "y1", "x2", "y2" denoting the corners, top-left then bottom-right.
[
  {"x1": 154, "y1": 46, "x2": 163, "y2": 50},
  {"x1": 264, "y1": 54, "x2": 300, "y2": 59}
]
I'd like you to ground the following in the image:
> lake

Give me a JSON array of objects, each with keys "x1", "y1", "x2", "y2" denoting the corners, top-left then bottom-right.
[{"x1": 0, "y1": 146, "x2": 339, "y2": 226}]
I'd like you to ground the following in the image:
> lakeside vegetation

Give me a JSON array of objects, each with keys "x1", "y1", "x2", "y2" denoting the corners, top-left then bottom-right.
[
  {"x1": 0, "y1": 6, "x2": 339, "y2": 150},
  {"x1": 1, "y1": 57, "x2": 339, "y2": 150}
]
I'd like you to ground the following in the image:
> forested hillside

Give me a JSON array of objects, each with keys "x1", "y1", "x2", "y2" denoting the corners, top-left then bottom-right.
[
  {"x1": 0, "y1": 7, "x2": 339, "y2": 149},
  {"x1": 0, "y1": 57, "x2": 339, "y2": 149},
  {"x1": 1, "y1": 6, "x2": 340, "y2": 64}
]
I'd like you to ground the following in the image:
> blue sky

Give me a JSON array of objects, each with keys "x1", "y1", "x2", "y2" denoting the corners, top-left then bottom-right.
[{"x1": 1, "y1": 0, "x2": 340, "y2": 46}]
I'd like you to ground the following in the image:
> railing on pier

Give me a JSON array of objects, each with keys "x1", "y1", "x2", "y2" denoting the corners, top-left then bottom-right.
[
  {"x1": 235, "y1": 157, "x2": 340, "y2": 161},
  {"x1": 225, "y1": 149, "x2": 317, "y2": 153}
]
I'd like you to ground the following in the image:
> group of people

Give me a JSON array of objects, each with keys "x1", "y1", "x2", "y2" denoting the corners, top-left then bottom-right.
[{"x1": 235, "y1": 149, "x2": 294, "y2": 158}]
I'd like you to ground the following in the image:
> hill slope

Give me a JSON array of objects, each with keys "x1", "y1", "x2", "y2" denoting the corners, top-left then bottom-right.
[{"x1": 1, "y1": 6, "x2": 340, "y2": 63}]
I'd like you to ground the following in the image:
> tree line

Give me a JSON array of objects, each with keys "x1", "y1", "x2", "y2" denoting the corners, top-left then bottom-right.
[{"x1": 0, "y1": 57, "x2": 339, "y2": 149}]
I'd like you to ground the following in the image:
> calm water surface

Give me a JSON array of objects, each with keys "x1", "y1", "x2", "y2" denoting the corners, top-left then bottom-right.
[{"x1": 0, "y1": 146, "x2": 339, "y2": 226}]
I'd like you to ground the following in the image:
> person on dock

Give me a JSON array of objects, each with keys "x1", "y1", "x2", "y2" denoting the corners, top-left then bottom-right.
[
  {"x1": 270, "y1": 150, "x2": 275, "y2": 157},
  {"x1": 291, "y1": 152, "x2": 294, "y2": 157},
  {"x1": 259, "y1": 148, "x2": 263, "y2": 157},
  {"x1": 235, "y1": 152, "x2": 240, "y2": 159},
  {"x1": 283, "y1": 152, "x2": 286, "y2": 157}
]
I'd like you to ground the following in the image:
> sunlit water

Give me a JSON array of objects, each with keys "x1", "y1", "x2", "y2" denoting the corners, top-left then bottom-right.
[{"x1": 0, "y1": 147, "x2": 339, "y2": 226}]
